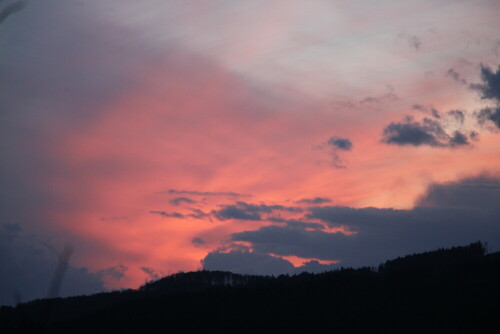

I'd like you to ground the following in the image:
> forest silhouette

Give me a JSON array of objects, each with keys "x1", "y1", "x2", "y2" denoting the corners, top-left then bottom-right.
[{"x1": 1, "y1": 242, "x2": 499, "y2": 333}]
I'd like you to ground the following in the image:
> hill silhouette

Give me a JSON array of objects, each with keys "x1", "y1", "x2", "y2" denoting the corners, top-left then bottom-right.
[{"x1": 1, "y1": 242, "x2": 499, "y2": 333}]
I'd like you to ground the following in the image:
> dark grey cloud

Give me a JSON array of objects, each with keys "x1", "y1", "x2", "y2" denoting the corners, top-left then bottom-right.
[
  {"x1": 477, "y1": 106, "x2": 500, "y2": 129},
  {"x1": 470, "y1": 65, "x2": 500, "y2": 129},
  {"x1": 295, "y1": 197, "x2": 332, "y2": 205},
  {"x1": 0, "y1": 0, "x2": 25, "y2": 25},
  {"x1": 231, "y1": 226, "x2": 351, "y2": 261},
  {"x1": 233, "y1": 205, "x2": 498, "y2": 268},
  {"x1": 0, "y1": 227, "x2": 103, "y2": 306},
  {"x1": 192, "y1": 237, "x2": 206, "y2": 246},
  {"x1": 212, "y1": 201, "x2": 301, "y2": 221},
  {"x1": 214, "y1": 205, "x2": 261, "y2": 221},
  {"x1": 323, "y1": 136, "x2": 353, "y2": 168},
  {"x1": 150, "y1": 210, "x2": 185, "y2": 219},
  {"x1": 471, "y1": 65, "x2": 500, "y2": 102},
  {"x1": 166, "y1": 189, "x2": 250, "y2": 198},
  {"x1": 170, "y1": 197, "x2": 197, "y2": 206},
  {"x1": 415, "y1": 175, "x2": 500, "y2": 209},
  {"x1": 449, "y1": 130, "x2": 470, "y2": 146},
  {"x1": 267, "y1": 217, "x2": 326, "y2": 230},
  {"x1": 382, "y1": 116, "x2": 470, "y2": 147},
  {"x1": 327, "y1": 137, "x2": 353, "y2": 151},
  {"x1": 204, "y1": 175, "x2": 500, "y2": 274}
]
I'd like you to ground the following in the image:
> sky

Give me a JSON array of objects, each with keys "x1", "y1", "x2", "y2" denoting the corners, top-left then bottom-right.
[{"x1": 1, "y1": 0, "x2": 500, "y2": 306}]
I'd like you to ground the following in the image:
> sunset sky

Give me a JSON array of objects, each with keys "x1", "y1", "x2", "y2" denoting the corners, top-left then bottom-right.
[{"x1": 1, "y1": 0, "x2": 500, "y2": 305}]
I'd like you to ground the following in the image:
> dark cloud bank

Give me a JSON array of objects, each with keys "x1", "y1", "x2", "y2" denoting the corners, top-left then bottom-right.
[{"x1": 202, "y1": 175, "x2": 500, "y2": 276}]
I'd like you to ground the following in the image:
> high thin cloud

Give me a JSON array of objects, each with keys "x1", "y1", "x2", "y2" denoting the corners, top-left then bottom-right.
[{"x1": 203, "y1": 175, "x2": 500, "y2": 273}]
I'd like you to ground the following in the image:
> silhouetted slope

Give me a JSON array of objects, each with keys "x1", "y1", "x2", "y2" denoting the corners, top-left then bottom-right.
[
  {"x1": 1, "y1": 242, "x2": 499, "y2": 333},
  {"x1": 140, "y1": 270, "x2": 272, "y2": 292}
]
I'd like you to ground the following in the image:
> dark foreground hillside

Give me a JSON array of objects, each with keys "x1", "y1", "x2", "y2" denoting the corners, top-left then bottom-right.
[{"x1": 1, "y1": 242, "x2": 499, "y2": 333}]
